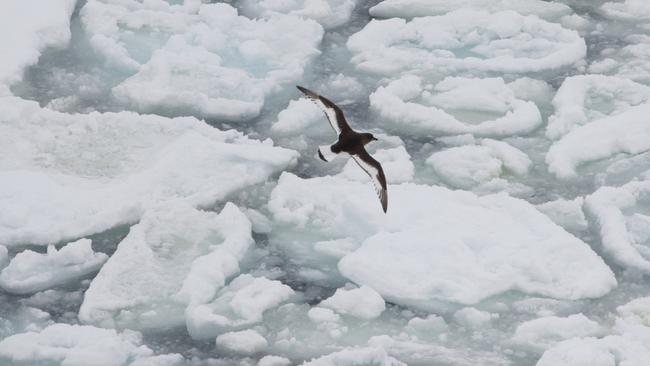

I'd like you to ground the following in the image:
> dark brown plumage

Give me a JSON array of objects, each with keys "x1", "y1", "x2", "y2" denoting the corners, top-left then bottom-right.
[{"x1": 296, "y1": 85, "x2": 388, "y2": 213}]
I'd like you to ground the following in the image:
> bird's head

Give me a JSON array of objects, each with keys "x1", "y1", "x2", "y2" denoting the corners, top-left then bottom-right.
[{"x1": 362, "y1": 133, "x2": 378, "y2": 144}]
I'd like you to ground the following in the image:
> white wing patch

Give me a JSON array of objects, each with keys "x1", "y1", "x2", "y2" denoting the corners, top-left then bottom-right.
[
  {"x1": 352, "y1": 154, "x2": 386, "y2": 204},
  {"x1": 303, "y1": 95, "x2": 341, "y2": 135}
]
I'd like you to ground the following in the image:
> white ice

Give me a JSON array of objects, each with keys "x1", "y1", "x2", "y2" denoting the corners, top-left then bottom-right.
[
  {"x1": 348, "y1": 9, "x2": 586, "y2": 77},
  {"x1": 589, "y1": 35, "x2": 650, "y2": 84},
  {"x1": 186, "y1": 273, "x2": 295, "y2": 340},
  {"x1": 79, "y1": 201, "x2": 253, "y2": 330},
  {"x1": 240, "y1": 0, "x2": 358, "y2": 29},
  {"x1": 536, "y1": 336, "x2": 650, "y2": 366},
  {"x1": 83, "y1": 1, "x2": 323, "y2": 120},
  {"x1": 269, "y1": 173, "x2": 616, "y2": 309},
  {"x1": 547, "y1": 103, "x2": 650, "y2": 179},
  {"x1": 511, "y1": 314, "x2": 603, "y2": 352},
  {"x1": 585, "y1": 180, "x2": 650, "y2": 274},
  {"x1": 301, "y1": 347, "x2": 406, "y2": 366},
  {"x1": 369, "y1": 0, "x2": 573, "y2": 23},
  {"x1": 0, "y1": 95, "x2": 297, "y2": 247},
  {"x1": 0, "y1": 323, "x2": 182, "y2": 366},
  {"x1": 0, "y1": 239, "x2": 107, "y2": 295},
  {"x1": 216, "y1": 329, "x2": 268, "y2": 356},
  {"x1": 0, "y1": 0, "x2": 77, "y2": 87},
  {"x1": 319, "y1": 285, "x2": 386, "y2": 320},
  {"x1": 369, "y1": 76, "x2": 543, "y2": 138},
  {"x1": 536, "y1": 197, "x2": 588, "y2": 232}
]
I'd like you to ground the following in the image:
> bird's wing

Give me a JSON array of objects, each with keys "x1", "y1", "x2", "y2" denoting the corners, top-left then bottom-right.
[
  {"x1": 352, "y1": 148, "x2": 388, "y2": 213},
  {"x1": 296, "y1": 85, "x2": 352, "y2": 135}
]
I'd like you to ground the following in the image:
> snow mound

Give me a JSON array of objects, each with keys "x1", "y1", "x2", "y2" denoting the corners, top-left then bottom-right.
[
  {"x1": 426, "y1": 140, "x2": 531, "y2": 190},
  {"x1": 186, "y1": 274, "x2": 295, "y2": 340},
  {"x1": 216, "y1": 329, "x2": 268, "y2": 355},
  {"x1": 301, "y1": 347, "x2": 406, "y2": 366},
  {"x1": 511, "y1": 314, "x2": 603, "y2": 352},
  {"x1": 82, "y1": 1, "x2": 323, "y2": 120},
  {"x1": 536, "y1": 336, "x2": 650, "y2": 366},
  {"x1": 585, "y1": 180, "x2": 650, "y2": 274},
  {"x1": 0, "y1": 239, "x2": 107, "y2": 295},
  {"x1": 546, "y1": 103, "x2": 650, "y2": 179},
  {"x1": 348, "y1": 9, "x2": 586, "y2": 77},
  {"x1": 369, "y1": 0, "x2": 572, "y2": 21},
  {"x1": 79, "y1": 201, "x2": 253, "y2": 330},
  {"x1": 0, "y1": 95, "x2": 297, "y2": 247},
  {"x1": 547, "y1": 75, "x2": 650, "y2": 140},
  {"x1": 0, "y1": 0, "x2": 77, "y2": 86},
  {"x1": 269, "y1": 173, "x2": 616, "y2": 308},
  {"x1": 319, "y1": 285, "x2": 385, "y2": 320},
  {"x1": 240, "y1": 0, "x2": 357, "y2": 29},
  {"x1": 0, "y1": 323, "x2": 181, "y2": 366},
  {"x1": 369, "y1": 76, "x2": 542, "y2": 138},
  {"x1": 599, "y1": 0, "x2": 650, "y2": 25}
]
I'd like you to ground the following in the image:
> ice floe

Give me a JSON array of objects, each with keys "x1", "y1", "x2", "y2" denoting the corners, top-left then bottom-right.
[
  {"x1": 269, "y1": 173, "x2": 616, "y2": 308},
  {"x1": 79, "y1": 201, "x2": 253, "y2": 330},
  {"x1": 82, "y1": 1, "x2": 323, "y2": 119},
  {"x1": 0, "y1": 239, "x2": 107, "y2": 295},
  {"x1": 301, "y1": 347, "x2": 405, "y2": 366},
  {"x1": 216, "y1": 329, "x2": 268, "y2": 356},
  {"x1": 511, "y1": 314, "x2": 603, "y2": 352},
  {"x1": 585, "y1": 180, "x2": 650, "y2": 274},
  {"x1": 186, "y1": 274, "x2": 295, "y2": 340},
  {"x1": 369, "y1": 0, "x2": 573, "y2": 22},
  {"x1": 536, "y1": 197, "x2": 588, "y2": 233},
  {"x1": 589, "y1": 35, "x2": 650, "y2": 84},
  {"x1": 536, "y1": 336, "x2": 650, "y2": 366},
  {"x1": 240, "y1": 0, "x2": 358, "y2": 29},
  {"x1": 369, "y1": 76, "x2": 543, "y2": 138},
  {"x1": 0, "y1": 323, "x2": 182, "y2": 366},
  {"x1": 599, "y1": 0, "x2": 650, "y2": 26},
  {"x1": 426, "y1": 140, "x2": 531, "y2": 190},
  {"x1": 0, "y1": 0, "x2": 77, "y2": 86},
  {"x1": 546, "y1": 75, "x2": 650, "y2": 140},
  {"x1": 319, "y1": 285, "x2": 385, "y2": 320},
  {"x1": 546, "y1": 103, "x2": 650, "y2": 179},
  {"x1": 0, "y1": 95, "x2": 297, "y2": 247},
  {"x1": 348, "y1": 9, "x2": 586, "y2": 77}
]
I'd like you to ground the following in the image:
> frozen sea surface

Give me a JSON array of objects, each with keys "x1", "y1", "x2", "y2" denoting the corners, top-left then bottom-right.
[{"x1": 3, "y1": 0, "x2": 650, "y2": 365}]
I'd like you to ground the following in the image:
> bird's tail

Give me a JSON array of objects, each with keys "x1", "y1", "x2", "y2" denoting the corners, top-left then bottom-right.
[{"x1": 317, "y1": 145, "x2": 338, "y2": 162}]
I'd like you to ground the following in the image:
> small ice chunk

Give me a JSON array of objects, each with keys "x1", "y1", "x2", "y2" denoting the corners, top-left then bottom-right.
[
  {"x1": 0, "y1": 239, "x2": 107, "y2": 295},
  {"x1": 369, "y1": 0, "x2": 572, "y2": 22},
  {"x1": 186, "y1": 274, "x2": 295, "y2": 339},
  {"x1": 547, "y1": 103, "x2": 650, "y2": 179},
  {"x1": 546, "y1": 75, "x2": 650, "y2": 140},
  {"x1": 348, "y1": 10, "x2": 586, "y2": 77},
  {"x1": 370, "y1": 76, "x2": 542, "y2": 138},
  {"x1": 0, "y1": 323, "x2": 177, "y2": 366},
  {"x1": 453, "y1": 308, "x2": 496, "y2": 329},
  {"x1": 319, "y1": 285, "x2": 386, "y2": 320},
  {"x1": 240, "y1": 0, "x2": 357, "y2": 29},
  {"x1": 511, "y1": 314, "x2": 603, "y2": 352},
  {"x1": 313, "y1": 238, "x2": 360, "y2": 259},
  {"x1": 259, "y1": 355, "x2": 292, "y2": 366},
  {"x1": 308, "y1": 307, "x2": 342, "y2": 323},
  {"x1": 271, "y1": 98, "x2": 326, "y2": 137},
  {"x1": 599, "y1": 0, "x2": 650, "y2": 24},
  {"x1": 616, "y1": 297, "x2": 650, "y2": 344},
  {"x1": 585, "y1": 180, "x2": 650, "y2": 274},
  {"x1": 79, "y1": 201, "x2": 253, "y2": 330},
  {"x1": 216, "y1": 329, "x2": 268, "y2": 355},
  {"x1": 407, "y1": 315, "x2": 448, "y2": 334},
  {"x1": 536, "y1": 336, "x2": 650, "y2": 366},
  {"x1": 301, "y1": 347, "x2": 406, "y2": 366},
  {"x1": 589, "y1": 36, "x2": 650, "y2": 83},
  {"x1": 536, "y1": 198, "x2": 588, "y2": 232}
]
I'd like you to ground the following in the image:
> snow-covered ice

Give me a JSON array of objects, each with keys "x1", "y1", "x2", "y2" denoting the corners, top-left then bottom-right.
[
  {"x1": 0, "y1": 95, "x2": 296, "y2": 247},
  {"x1": 186, "y1": 273, "x2": 295, "y2": 339},
  {"x1": 240, "y1": 0, "x2": 358, "y2": 29},
  {"x1": 511, "y1": 314, "x2": 603, "y2": 352},
  {"x1": 369, "y1": 76, "x2": 543, "y2": 138},
  {"x1": 216, "y1": 329, "x2": 268, "y2": 355},
  {"x1": 0, "y1": 323, "x2": 181, "y2": 366},
  {"x1": 348, "y1": 10, "x2": 586, "y2": 77},
  {"x1": 301, "y1": 347, "x2": 406, "y2": 366},
  {"x1": 319, "y1": 285, "x2": 385, "y2": 320},
  {"x1": 269, "y1": 173, "x2": 616, "y2": 308},
  {"x1": 0, "y1": 239, "x2": 107, "y2": 295},
  {"x1": 79, "y1": 201, "x2": 253, "y2": 330}
]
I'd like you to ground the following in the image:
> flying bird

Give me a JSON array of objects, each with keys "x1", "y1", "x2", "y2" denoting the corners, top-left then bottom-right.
[{"x1": 296, "y1": 85, "x2": 388, "y2": 213}]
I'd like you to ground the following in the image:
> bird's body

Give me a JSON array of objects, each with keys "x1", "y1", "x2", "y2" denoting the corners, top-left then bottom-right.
[{"x1": 296, "y1": 85, "x2": 388, "y2": 213}]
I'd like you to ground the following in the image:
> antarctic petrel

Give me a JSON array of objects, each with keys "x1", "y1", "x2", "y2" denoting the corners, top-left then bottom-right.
[{"x1": 296, "y1": 85, "x2": 388, "y2": 213}]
